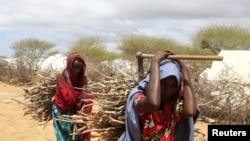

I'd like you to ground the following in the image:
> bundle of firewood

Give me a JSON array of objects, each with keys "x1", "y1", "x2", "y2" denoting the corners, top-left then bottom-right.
[
  {"x1": 90, "y1": 74, "x2": 137, "y2": 140},
  {"x1": 22, "y1": 66, "x2": 138, "y2": 140},
  {"x1": 23, "y1": 76, "x2": 56, "y2": 122},
  {"x1": 53, "y1": 72, "x2": 138, "y2": 140}
]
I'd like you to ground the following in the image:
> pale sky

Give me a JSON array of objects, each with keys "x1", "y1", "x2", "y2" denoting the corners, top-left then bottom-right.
[{"x1": 1, "y1": 0, "x2": 250, "y2": 57}]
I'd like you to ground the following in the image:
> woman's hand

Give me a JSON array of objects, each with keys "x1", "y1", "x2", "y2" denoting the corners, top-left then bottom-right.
[
  {"x1": 152, "y1": 49, "x2": 175, "y2": 63},
  {"x1": 79, "y1": 91, "x2": 87, "y2": 99},
  {"x1": 176, "y1": 60, "x2": 189, "y2": 74}
]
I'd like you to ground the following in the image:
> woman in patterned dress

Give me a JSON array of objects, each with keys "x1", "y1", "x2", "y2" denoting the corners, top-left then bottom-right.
[{"x1": 119, "y1": 49, "x2": 199, "y2": 141}]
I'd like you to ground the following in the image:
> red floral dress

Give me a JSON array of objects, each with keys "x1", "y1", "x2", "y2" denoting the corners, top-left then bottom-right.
[{"x1": 134, "y1": 94, "x2": 183, "y2": 141}]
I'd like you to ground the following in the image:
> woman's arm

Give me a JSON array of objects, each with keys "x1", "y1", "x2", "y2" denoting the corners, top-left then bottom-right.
[
  {"x1": 178, "y1": 61, "x2": 197, "y2": 118},
  {"x1": 54, "y1": 74, "x2": 76, "y2": 111},
  {"x1": 136, "y1": 49, "x2": 174, "y2": 112}
]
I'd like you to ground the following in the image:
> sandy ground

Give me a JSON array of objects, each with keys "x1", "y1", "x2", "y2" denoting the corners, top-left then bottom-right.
[
  {"x1": 0, "y1": 82, "x2": 208, "y2": 141},
  {"x1": 0, "y1": 82, "x2": 55, "y2": 141}
]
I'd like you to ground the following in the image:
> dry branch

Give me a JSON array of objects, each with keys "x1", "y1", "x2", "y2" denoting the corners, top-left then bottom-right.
[{"x1": 23, "y1": 76, "x2": 56, "y2": 122}]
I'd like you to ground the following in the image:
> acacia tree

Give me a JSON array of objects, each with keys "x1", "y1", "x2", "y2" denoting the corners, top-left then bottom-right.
[
  {"x1": 192, "y1": 24, "x2": 250, "y2": 54},
  {"x1": 67, "y1": 37, "x2": 118, "y2": 63},
  {"x1": 11, "y1": 38, "x2": 58, "y2": 83},
  {"x1": 118, "y1": 35, "x2": 184, "y2": 57}
]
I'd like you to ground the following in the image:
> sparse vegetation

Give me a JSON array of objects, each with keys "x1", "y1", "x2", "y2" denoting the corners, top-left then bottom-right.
[
  {"x1": 8, "y1": 38, "x2": 59, "y2": 83},
  {"x1": 1, "y1": 25, "x2": 250, "y2": 129},
  {"x1": 192, "y1": 24, "x2": 250, "y2": 54},
  {"x1": 66, "y1": 37, "x2": 119, "y2": 63}
]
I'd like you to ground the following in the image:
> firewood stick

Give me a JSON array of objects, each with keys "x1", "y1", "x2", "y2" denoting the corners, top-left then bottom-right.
[
  {"x1": 77, "y1": 127, "x2": 118, "y2": 135},
  {"x1": 78, "y1": 111, "x2": 89, "y2": 116},
  {"x1": 139, "y1": 53, "x2": 223, "y2": 61},
  {"x1": 117, "y1": 115, "x2": 125, "y2": 121},
  {"x1": 102, "y1": 105, "x2": 125, "y2": 111},
  {"x1": 77, "y1": 125, "x2": 88, "y2": 132},
  {"x1": 101, "y1": 111, "x2": 118, "y2": 114},
  {"x1": 10, "y1": 98, "x2": 32, "y2": 108},
  {"x1": 72, "y1": 124, "x2": 77, "y2": 140},
  {"x1": 109, "y1": 116, "x2": 125, "y2": 124},
  {"x1": 91, "y1": 92, "x2": 127, "y2": 97},
  {"x1": 54, "y1": 118, "x2": 88, "y2": 124},
  {"x1": 95, "y1": 100, "x2": 121, "y2": 105}
]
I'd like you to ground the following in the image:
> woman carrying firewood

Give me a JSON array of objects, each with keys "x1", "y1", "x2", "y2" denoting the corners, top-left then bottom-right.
[
  {"x1": 52, "y1": 53, "x2": 93, "y2": 141},
  {"x1": 119, "y1": 49, "x2": 200, "y2": 141}
]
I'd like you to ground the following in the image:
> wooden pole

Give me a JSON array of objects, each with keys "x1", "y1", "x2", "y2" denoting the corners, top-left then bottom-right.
[
  {"x1": 140, "y1": 53, "x2": 223, "y2": 61},
  {"x1": 136, "y1": 52, "x2": 145, "y2": 81},
  {"x1": 136, "y1": 52, "x2": 223, "y2": 81}
]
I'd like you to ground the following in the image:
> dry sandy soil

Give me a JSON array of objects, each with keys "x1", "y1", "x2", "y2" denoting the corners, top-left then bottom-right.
[{"x1": 0, "y1": 82, "x2": 208, "y2": 141}]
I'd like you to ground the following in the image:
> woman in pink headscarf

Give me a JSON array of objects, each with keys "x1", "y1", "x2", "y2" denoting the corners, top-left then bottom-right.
[{"x1": 52, "y1": 53, "x2": 93, "y2": 141}]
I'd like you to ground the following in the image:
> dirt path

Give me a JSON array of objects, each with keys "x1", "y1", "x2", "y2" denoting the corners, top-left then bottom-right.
[
  {"x1": 0, "y1": 82, "x2": 55, "y2": 141},
  {"x1": 0, "y1": 82, "x2": 208, "y2": 141}
]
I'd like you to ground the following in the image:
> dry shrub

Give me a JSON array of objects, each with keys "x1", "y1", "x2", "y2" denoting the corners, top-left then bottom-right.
[
  {"x1": 0, "y1": 59, "x2": 18, "y2": 83},
  {"x1": 86, "y1": 59, "x2": 137, "y2": 82},
  {"x1": 197, "y1": 65, "x2": 250, "y2": 124}
]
